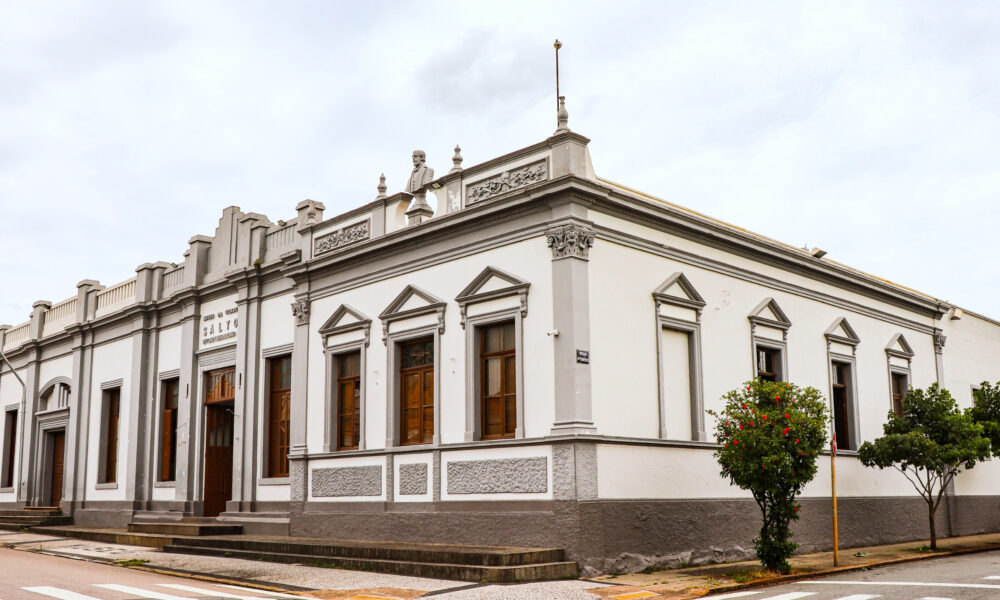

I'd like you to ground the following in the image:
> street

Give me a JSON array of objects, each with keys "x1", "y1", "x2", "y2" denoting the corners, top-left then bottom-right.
[{"x1": 709, "y1": 550, "x2": 1000, "y2": 600}]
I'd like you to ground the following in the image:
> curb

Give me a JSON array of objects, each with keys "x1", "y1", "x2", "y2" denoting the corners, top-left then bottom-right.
[{"x1": 689, "y1": 542, "x2": 1000, "y2": 598}]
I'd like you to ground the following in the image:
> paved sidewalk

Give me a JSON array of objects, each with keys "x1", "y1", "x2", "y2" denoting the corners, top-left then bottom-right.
[{"x1": 588, "y1": 532, "x2": 1000, "y2": 599}]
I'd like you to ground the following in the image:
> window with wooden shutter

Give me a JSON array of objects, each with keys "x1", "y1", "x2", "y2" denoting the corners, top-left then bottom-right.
[
  {"x1": 336, "y1": 352, "x2": 361, "y2": 450},
  {"x1": 400, "y1": 338, "x2": 434, "y2": 445},
  {"x1": 1, "y1": 409, "x2": 17, "y2": 488},
  {"x1": 102, "y1": 388, "x2": 120, "y2": 484},
  {"x1": 159, "y1": 379, "x2": 179, "y2": 482},
  {"x1": 480, "y1": 322, "x2": 516, "y2": 440},
  {"x1": 267, "y1": 356, "x2": 291, "y2": 477},
  {"x1": 891, "y1": 372, "x2": 908, "y2": 417}
]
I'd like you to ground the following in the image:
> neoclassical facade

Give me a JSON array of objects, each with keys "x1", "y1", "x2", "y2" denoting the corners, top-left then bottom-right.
[{"x1": 3, "y1": 114, "x2": 1000, "y2": 574}]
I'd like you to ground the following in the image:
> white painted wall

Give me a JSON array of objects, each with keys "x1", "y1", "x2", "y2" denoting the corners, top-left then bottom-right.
[
  {"x1": 306, "y1": 237, "x2": 554, "y2": 454},
  {"x1": 940, "y1": 312, "x2": 1000, "y2": 408},
  {"x1": 0, "y1": 369, "x2": 26, "y2": 501},
  {"x1": 157, "y1": 326, "x2": 181, "y2": 375},
  {"x1": 261, "y1": 293, "x2": 295, "y2": 350},
  {"x1": 85, "y1": 338, "x2": 132, "y2": 501},
  {"x1": 37, "y1": 355, "x2": 73, "y2": 391}
]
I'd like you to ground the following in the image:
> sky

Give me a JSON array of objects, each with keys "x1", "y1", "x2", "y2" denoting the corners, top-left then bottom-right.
[{"x1": 2, "y1": 1, "x2": 999, "y2": 326}]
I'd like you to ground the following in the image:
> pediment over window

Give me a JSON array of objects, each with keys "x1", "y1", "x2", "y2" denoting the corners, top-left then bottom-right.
[
  {"x1": 38, "y1": 377, "x2": 72, "y2": 413},
  {"x1": 652, "y1": 272, "x2": 706, "y2": 313},
  {"x1": 825, "y1": 317, "x2": 860, "y2": 347},
  {"x1": 885, "y1": 333, "x2": 915, "y2": 359},
  {"x1": 455, "y1": 266, "x2": 530, "y2": 328},
  {"x1": 318, "y1": 304, "x2": 371, "y2": 347},
  {"x1": 748, "y1": 297, "x2": 791, "y2": 332},
  {"x1": 379, "y1": 284, "x2": 446, "y2": 343}
]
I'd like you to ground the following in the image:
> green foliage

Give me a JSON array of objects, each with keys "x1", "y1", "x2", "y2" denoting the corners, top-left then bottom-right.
[
  {"x1": 967, "y1": 381, "x2": 1000, "y2": 455},
  {"x1": 709, "y1": 380, "x2": 829, "y2": 573},
  {"x1": 858, "y1": 383, "x2": 990, "y2": 549}
]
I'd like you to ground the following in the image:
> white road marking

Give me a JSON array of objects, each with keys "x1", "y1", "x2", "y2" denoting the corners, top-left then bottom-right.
[
  {"x1": 92, "y1": 585, "x2": 191, "y2": 600},
  {"x1": 983, "y1": 575, "x2": 1000, "y2": 579},
  {"x1": 707, "y1": 593, "x2": 761, "y2": 599},
  {"x1": 832, "y1": 595, "x2": 880, "y2": 600},
  {"x1": 157, "y1": 584, "x2": 282, "y2": 600},
  {"x1": 23, "y1": 587, "x2": 103, "y2": 600},
  {"x1": 918, "y1": 597, "x2": 955, "y2": 600},
  {"x1": 215, "y1": 584, "x2": 303, "y2": 598},
  {"x1": 758, "y1": 594, "x2": 815, "y2": 600},
  {"x1": 805, "y1": 580, "x2": 1000, "y2": 590}
]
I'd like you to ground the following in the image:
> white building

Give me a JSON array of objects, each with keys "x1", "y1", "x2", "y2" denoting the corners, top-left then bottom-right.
[{"x1": 2, "y1": 107, "x2": 999, "y2": 574}]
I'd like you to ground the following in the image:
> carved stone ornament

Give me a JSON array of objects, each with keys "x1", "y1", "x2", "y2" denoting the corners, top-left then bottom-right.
[
  {"x1": 315, "y1": 220, "x2": 370, "y2": 255},
  {"x1": 934, "y1": 330, "x2": 947, "y2": 354},
  {"x1": 466, "y1": 159, "x2": 548, "y2": 204},
  {"x1": 546, "y1": 224, "x2": 595, "y2": 260},
  {"x1": 291, "y1": 298, "x2": 310, "y2": 325}
]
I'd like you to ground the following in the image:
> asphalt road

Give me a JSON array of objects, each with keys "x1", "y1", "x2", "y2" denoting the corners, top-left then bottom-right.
[
  {"x1": 0, "y1": 548, "x2": 303, "y2": 600},
  {"x1": 709, "y1": 549, "x2": 1000, "y2": 600}
]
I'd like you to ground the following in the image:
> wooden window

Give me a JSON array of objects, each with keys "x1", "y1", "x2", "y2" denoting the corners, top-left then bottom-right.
[
  {"x1": 400, "y1": 337, "x2": 434, "y2": 445},
  {"x1": 102, "y1": 388, "x2": 120, "y2": 484},
  {"x1": 205, "y1": 368, "x2": 235, "y2": 405},
  {"x1": 891, "y1": 372, "x2": 908, "y2": 417},
  {"x1": 480, "y1": 322, "x2": 516, "y2": 440},
  {"x1": 267, "y1": 356, "x2": 291, "y2": 478},
  {"x1": 756, "y1": 346, "x2": 780, "y2": 382},
  {"x1": 1, "y1": 410, "x2": 16, "y2": 488},
  {"x1": 159, "y1": 379, "x2": 179, "y2": 482},
  {"x1": 832, "y1": 362, "x2": 852, "y2": 451},
  {"x1": 336, "y1": 352, "x2": 361, "y2": 450}
]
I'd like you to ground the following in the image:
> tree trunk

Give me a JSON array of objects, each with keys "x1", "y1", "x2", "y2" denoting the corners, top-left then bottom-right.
[{"x1": 928, "y1": 500, "x2": 937, "y2": 550}]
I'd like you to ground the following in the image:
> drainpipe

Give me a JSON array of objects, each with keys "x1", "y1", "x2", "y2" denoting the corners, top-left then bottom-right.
[{"x1": 0, "y1": 347, "x2": 27, "y2": 505}]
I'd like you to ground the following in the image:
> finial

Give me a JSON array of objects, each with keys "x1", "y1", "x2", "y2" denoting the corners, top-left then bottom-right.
[
  {"x1": 555, "y1": 96, "x2": 570, "y2": 134},
  {"x1": 554, "y1": 39, "x2": 562, "y2": 111},
  {"x1": 377, "y1": 173, "x2": 387, "y2": 199},
  {"x1": 450, "y1": 145, "x2": 463, "y2": 173}
]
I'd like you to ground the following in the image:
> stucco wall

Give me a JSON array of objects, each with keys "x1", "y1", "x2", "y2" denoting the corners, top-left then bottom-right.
[{"x1": 85, "y1": 337, "x2": 133, "y2": 501}]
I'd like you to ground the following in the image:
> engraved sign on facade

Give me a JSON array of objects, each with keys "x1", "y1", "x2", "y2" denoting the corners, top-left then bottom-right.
[
  {"x1": 314, "y1": 220, "x2": 370, "y2": 256},
  {"x1": 202, "y1": 307, "x2": 239, "y2": 346},
  {"x1": 465, "y1": 159, "x2": 548, "y2": 204}
]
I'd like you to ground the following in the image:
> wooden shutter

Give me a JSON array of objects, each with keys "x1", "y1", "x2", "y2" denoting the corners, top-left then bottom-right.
[
  {"x1": 267, "y1": 357, "x2": 291, "y2": 477},
  {"x1": 480, "y1": 322, "x2": 516, "y2": 440},
  {"x1": 104, "y1": 390, "x2": 120, "y2": 483}
]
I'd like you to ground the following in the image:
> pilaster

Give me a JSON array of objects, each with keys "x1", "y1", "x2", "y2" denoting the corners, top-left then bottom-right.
[
  {"x1": 173, "y1": 292, "x2": 201, "y2": 512},
  {"x1": 547, "y1": 202, "x2": 597, "y2": 435},
  {"x1": 933, "y1": 328, "x2": 947, "y2": 386},
  {"x1": 228, "y1": 269, "x2": 264, "y2": 511},
  {"x1": 66, "y1": 280, "x2": 99, "y2": 513},
  {"x1": 288, "y1": 293, "x2": 311, "y2": 504}
]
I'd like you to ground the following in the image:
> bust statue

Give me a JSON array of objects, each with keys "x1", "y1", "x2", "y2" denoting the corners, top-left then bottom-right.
[{"x1": 406, "y1": 150, "x2": 435, "y2": 193}]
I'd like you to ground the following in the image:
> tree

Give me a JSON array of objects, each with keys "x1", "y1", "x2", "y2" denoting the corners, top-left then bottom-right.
[
  {"x1": 967, "y1": 381, "x2": 1000, "y2": 455},
  {"x1": 858, "y1": 383, "x2": 991, "y2": 550},
  {"x1": 709, "y1": 380, "x2": 829, "y2": 573}
]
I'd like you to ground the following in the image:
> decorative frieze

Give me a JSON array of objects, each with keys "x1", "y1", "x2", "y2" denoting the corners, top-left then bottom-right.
[
  {"x1": 546, "y1": 224, "x2": 595, "y2": 260},
  {"x1": 314, "y1": 220, "x2": 370, "y2": 256},
  {"x1": 466, "y1": 159, "x2": 548, "y2": 204},
  {"x1": 446, "y1": 457, "x2": 548, "y2": 494},
  {"x1": 311, "y1": 465, "x2": 382, "y2": 497}
]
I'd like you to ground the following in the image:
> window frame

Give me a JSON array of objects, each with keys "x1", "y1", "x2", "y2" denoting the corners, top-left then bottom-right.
[
  {"x1": 890, "y1": 370, "x2": 909, "y2": 417},
  {"x1": 1, "y1": 406, "x2": 18, "y2": 490},
  {"x1": 97, "y1": 384, "x2": 121, "y2": 486},
  {"x1": 385, "y1": 325, "x2": 441, "y2": 448},
  {"x1": 465, "y1": 310, "x2": 525, "y2": 441},
  {"x1": 885, "y1": 332, "x2": 914, "y2": 419},
  {"x1": 753, "y1": 340, "x2": 787, "y2": 383},
  {"x1": 325, "y1": 343, "x2": 366, "y2": 452},
  {"x1": 158, "y1": 377, "x2": 180, "y2": 483},
  {"x1": 264, "y1": 354, "x2": 292, "y2": 478},
  {"x1": 828, "y1": 354, "x2": 860, "y2": 452},
  {"x1": 748, "y1": 297, "x2": 791, "y2": 383}
]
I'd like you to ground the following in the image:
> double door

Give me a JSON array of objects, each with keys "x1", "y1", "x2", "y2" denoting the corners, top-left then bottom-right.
[{"x1": 203, "y1": 368, "x2": 235, "y2": 518}]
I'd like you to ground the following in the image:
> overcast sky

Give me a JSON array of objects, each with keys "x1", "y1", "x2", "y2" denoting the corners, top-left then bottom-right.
[{"x1": 2, "y1": 1, "x2": 999, "y2": 327}]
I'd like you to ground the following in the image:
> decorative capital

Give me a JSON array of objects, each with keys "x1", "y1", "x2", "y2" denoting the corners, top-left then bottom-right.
[
  {"x1": 291, "y1": 298, "x2": 310, "y2": 325},
  {"x1": 934, "y1": 330, "x2": 947, "y2": 354},
  {"x1": 546, "y1": 223, "x2": 594, "y2": 260}
]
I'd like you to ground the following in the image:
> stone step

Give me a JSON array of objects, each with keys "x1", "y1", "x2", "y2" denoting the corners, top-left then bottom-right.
[
  {"x1": 173, "y1": 536, "x2": 567, "y2": 567},
  {"x1": 127, "y1": 522, "x2": 243, "y2": 536},
  {"x1": 31, "y1": 526, "x2": 183, "y2": 548},
  {"x1": 0, "y1": 510, "x2": 61, "y2": 517},
  {"x1": 24, "y1": 506, "x2": 60, "y2": 512},
  {"x1": 0, "y1": 515, "x2": 72, "y2": 525},
  {"x1": 162, "y1": 544, "x2": 578, "y2": 583}
]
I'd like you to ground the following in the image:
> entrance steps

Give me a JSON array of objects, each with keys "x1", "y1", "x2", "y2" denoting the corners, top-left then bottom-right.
[
  {"x1": 128, "y1": 516, "x2": 243, "y2": 537},
  {"x1": 161, "y1": 537, "x2": 579, "y2": 582},
  {"x1": 0, "y1": 508, "x2": 72, "y2": 531}
]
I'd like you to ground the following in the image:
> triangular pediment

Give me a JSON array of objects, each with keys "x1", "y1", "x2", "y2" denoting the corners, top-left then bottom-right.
[
  {"x1": 380, "y1": 284, "x2": 445, "y2": 320},
  {"x1": 885, "y1": 333, "x2": 915, "y2": 358},
  {"x1": 318, "y1": 304, "x2": 370, "y2": 336},
  {"x1": 652, "y1": 272, "x2": 706, "y2": 310},
  {"x1": 748, "y1": 297, "x2": 791, "y2": 330},
  {"x1": 456, "y1": 266, "x2": 530, "y2": 302},
  {"x1": 825, "y1": 317, "x2": 860, "y2": 346}
]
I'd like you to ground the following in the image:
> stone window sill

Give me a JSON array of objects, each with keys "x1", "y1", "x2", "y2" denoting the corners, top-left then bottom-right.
[
  {"x1": 0, "y1": 486, "x2": 13, "y2": 493},
  {"x1": 95, "y1": 482, "x2": 118, "y2": 490},
  {"x1": 259, "y1": 477, "x2": 290, "y2": 486},
  {"x1": 154, "y1": 481, "x2": 175, "y2": 488}
]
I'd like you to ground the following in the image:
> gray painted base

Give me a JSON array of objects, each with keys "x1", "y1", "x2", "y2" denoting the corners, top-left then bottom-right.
[{"x1": 290, "y1": 495, "x2": 1000, "y2": 576}]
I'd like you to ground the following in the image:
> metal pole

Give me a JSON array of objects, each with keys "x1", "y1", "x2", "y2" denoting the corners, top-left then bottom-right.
[
  {"x1": 831, "y1": 434, "x2": 840, "y2": 566},
  {"x1": 0, "y1": 347, "x2": 27, "y2": 504},
  {"x1": 554, "y1": 39, "x2": 562, "y2": 109}
]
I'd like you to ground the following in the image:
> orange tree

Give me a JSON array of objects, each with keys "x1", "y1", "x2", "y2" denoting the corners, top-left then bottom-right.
[{"x1": 709, "y1": 380, "x2": 829, "y2": 573}]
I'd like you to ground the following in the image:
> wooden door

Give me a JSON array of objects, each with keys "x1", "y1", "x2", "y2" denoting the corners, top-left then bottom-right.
[
  {"x1": 203, "y1": 404, "x2": 233, "y2": 517},
  {"x1": 400, "y1": 338, "x2": 434, "y2": 445},
  {"x1": 49, "y1": 431, "x2": 65, "y2": 508}
]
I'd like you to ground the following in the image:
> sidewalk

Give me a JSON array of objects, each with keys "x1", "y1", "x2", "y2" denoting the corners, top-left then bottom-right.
[{"x1": 586, "y1": 531, "x2": 1000, "y2": 599}]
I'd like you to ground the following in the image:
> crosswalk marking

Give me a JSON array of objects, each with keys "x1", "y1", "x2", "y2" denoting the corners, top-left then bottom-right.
[
  {"x1": 832, "y1": 595, "x2": 880, "y2": 600},
  {"x1": 707, "y1": 593, "x2": 760, "y2": 600},
  {"x1": 805, "y1": 580, "x2": 1000, "y2": 590},
  {"x1": 758, "y1": 593, "x2": 814, "y2": 600},
  {"x1": 92, "y1": 585, "x2": 190, "y2": 600},
  {"x1": 23, "y1": 587, "x2": 102, "y2": 600},
  {"x1": 216, "y1": 584, "x2": 302, "y2": 598},
  {"x1": 918, "y1": 597, "x2": 955, "y2": 600},
  {"x1": 156, "y1": 583, "x2": 282, "y2": 600},
  {"x1": 983, "y1": 576, "x2": 1000, "y2": 579}
]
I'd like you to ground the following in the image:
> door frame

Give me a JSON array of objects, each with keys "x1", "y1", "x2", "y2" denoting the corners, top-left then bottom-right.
[
  {"x1": 200, "y1": 365, "x2": 237, "y2": 517},
  {"x1": 33, "y1": 411, "x2": 68, "y2": 508}
]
